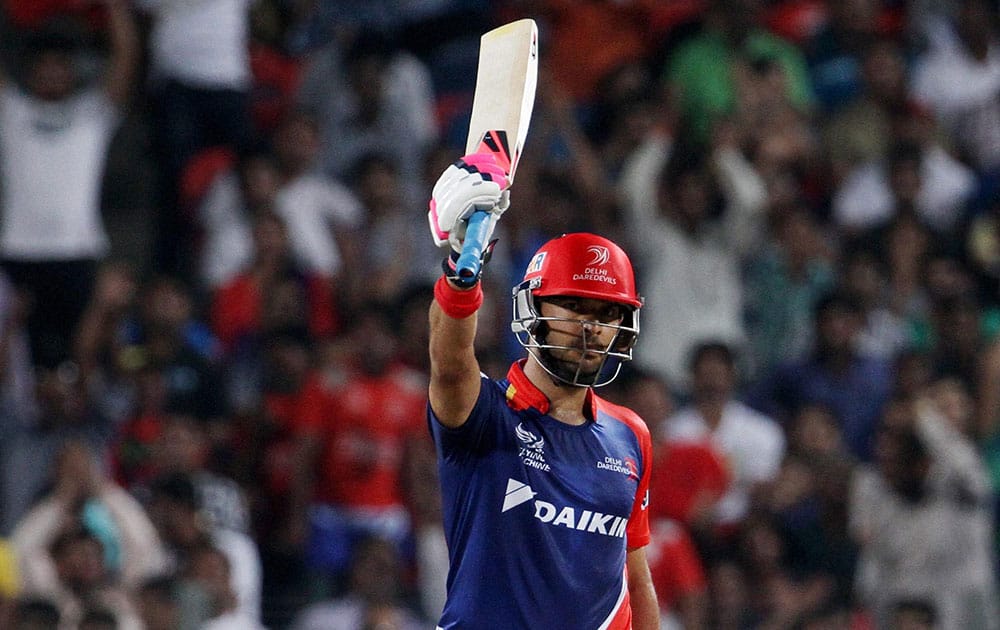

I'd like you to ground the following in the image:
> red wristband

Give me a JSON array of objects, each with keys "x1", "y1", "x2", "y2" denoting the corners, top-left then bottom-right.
[{"x1": 434, "y1": 275, "x2": 483, "y2": 319}]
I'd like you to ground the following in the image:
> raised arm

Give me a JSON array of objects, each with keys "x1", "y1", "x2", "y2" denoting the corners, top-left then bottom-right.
[
  {"x1": 0, "y1": 43, "x2": 6, "y2": 93},
  {"x1": 426, "y1": 154, "x2": 510, "y2": 428},
  {"x1": 100, "y1": 0, "x2": 140, "y2": 106},
  {"x1": 712, "y1": 124, "x2": 767, "y2": 256},
  {"x1": 536, "y1": 71, "x2": 618, "y2": 228},
  {"x1": 617, "y1": 130, "x2": 673, "y2": 259},
  {"x1": 428, "y1": 282, "x2": 482, "y2": 428},
  {"x1": 975, "y1": 340, "x2": 1000, "y2": 441},
  {"x1": 914, "y1": 397, "x2": 992, "y2": 500}
]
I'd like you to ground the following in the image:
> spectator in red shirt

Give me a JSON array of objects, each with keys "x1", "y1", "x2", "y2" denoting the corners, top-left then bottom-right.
[
  {"x1": 650, "y1": 441, "x2": 731, "y2": 536},
  {"x1": 211, "y1": 211, "x2": 337, "y2": 355},
  {"x1": 289, "y1": 303, "x2": 428, "y2": 583},
  {"x1": 646, "y1": 519, "x2": 709, "y2": 630}
]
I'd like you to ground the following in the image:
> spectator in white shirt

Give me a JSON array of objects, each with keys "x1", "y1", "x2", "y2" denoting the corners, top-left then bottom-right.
[
  {"x1": 911, "y1": 0, "x2": 1000, "y2": 173},
  {"x1": 136, "y1": 0, "x2": 257, "y2": 276},
  {"x1": 271, "y1": 110, "x2": 363, "y2": 280},
  {"x1": 291, "y1": 536, "x2": 425, "y2": 630},
  {"x1": 0, "y1": 0, "x2": 138, "y2": 370},
  {"x1": 185, "y1": 543, "x2": 266, "y2": 630},
  {"x1": 665, "y1": 342, "x2": 786, "y2": 537},
  {"x1": 11, "y1": 440, "x2": 166, "y2": 630},
  {"x1": 146, "y1": 473, "x2": 262, "y2": 625},
  {"x1": 197, "y1": 145, "x2": 282, "y2": 290},
  {"x1": 832, "y1": 131, "x2": 976, "y2": 238},
  {"x1": 197, "y1": 111, "x2": 363, "y2": 291},
  {"x1": 619, "y1": 131, "x2": 767, "y2": 391},
  {"x1": 850, "y1": 394, "x2": 999, "y2": 630}
]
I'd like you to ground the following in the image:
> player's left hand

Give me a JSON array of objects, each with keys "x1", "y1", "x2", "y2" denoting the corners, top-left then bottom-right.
[{"x1": 428, "y1": 152, "x2": 510, "y2": 252}]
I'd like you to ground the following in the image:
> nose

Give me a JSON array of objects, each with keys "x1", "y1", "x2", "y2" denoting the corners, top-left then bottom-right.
[
  {"x1": 579, "y1": 318, "x2": 598, "y2": 331},
  {"x1": 579, "y1": 319, "x2": 603, "y2": 341}
]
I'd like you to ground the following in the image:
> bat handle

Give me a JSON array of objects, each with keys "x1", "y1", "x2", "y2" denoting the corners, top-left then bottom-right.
[{"x1": 454, "y1": 210, "x2": 493, "y2": 287}]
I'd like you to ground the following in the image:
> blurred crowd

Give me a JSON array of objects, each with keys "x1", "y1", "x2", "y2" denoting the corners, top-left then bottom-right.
[{"x1": 0, "y1": 0, "x2": 999, "y2": 628}]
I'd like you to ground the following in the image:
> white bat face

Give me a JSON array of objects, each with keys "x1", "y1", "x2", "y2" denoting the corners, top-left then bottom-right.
[{"x1": 466, "y1": 19, "x2": 539, "y2": 183}]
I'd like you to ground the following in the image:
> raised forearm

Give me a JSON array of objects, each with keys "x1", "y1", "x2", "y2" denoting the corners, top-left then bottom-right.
[
  {"x1": 428, "y1": 285, "x2": 481, "y2": 429},
  {"x1": 102, "y1": 0, "x2": 140, "y2": 105},
  {"x1": 976, "y1": 341, "x2": 1000, "y2": 440}
]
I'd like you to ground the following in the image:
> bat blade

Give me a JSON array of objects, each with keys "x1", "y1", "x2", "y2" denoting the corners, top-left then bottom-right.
[
  {"x1": 465, "y1": 18, "x2": 538, "y2": 183},
  {"x1": 455, "y1": 19, "x2": 538, "y2": 284}
]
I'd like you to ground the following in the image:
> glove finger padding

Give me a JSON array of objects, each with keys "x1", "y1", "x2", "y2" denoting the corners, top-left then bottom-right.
[{"x1": 428, "y1": 156, "x2": 511, "y2": 251}]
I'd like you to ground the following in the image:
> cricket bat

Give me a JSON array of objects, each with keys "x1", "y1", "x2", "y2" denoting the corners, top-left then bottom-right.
[{"x1": 454, "y1": 18, "x2": 539, "y2": 284}]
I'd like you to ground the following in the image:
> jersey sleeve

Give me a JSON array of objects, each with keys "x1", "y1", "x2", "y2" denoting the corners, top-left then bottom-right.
[
  {"x1": 625, "y1": 416, "x2": 654, "y2": 549},
  {"x1": 428, "y1": 375, "x2": 503, "y2": 458}
]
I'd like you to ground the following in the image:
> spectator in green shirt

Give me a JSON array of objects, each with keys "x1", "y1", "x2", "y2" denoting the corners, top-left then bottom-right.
[{"x1": 664, "y1": 0, "x2": 815, "y2": 144}]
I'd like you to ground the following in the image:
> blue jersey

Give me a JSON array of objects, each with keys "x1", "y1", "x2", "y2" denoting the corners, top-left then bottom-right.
[{"x1": 429, "y1": 361, "x2": 652, "y2": 630}]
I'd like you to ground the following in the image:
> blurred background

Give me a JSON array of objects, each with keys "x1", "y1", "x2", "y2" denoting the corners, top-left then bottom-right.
[{"x1": 0, "y1": 0, "x2": 998, "y2": 628}]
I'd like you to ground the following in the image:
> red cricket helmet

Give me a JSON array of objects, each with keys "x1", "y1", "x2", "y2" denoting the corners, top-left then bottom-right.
[
  {"x1": 511, "y1": 233, "x2": 643, "y2": 387},
  {"x1": 521, "y1": 233, "x2": 642, "y2": 307}
]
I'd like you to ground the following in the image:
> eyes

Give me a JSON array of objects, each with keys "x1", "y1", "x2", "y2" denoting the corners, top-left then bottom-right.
[{"x1": 542, "y1": 297, "x2": 627, "y2": 324}]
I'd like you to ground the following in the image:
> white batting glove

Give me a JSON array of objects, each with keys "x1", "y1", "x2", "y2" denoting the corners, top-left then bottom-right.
[{"x1": 428, "y1": 153, "x2": 511, "y2": 252}]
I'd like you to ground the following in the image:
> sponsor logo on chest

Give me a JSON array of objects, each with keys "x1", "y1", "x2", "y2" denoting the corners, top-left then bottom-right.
[{"x1": 501, "y1": 479, "x2": 627, "y2": 538}]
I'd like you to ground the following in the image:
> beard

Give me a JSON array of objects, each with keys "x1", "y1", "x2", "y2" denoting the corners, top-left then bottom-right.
[{"x1": 537, "y1": 346, "x2": 605, "y2": 386}]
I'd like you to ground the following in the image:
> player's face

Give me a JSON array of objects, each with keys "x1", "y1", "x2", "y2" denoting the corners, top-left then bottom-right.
[{"x1": 538, "y1": 297, "x2": 626, "y2": 379}]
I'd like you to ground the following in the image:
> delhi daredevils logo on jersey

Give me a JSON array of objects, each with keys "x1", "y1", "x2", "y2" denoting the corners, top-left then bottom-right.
[
  {"x1": 596, "y1": 456, "x2": 641, "y2": 481},
  {"x1": 501, "y1": 479, "x2": 628, "y2": 538}
]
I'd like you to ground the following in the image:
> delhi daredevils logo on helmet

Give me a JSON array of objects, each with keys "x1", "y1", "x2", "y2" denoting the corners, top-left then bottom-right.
[
  {"x1": 574, "y1": 244, "x2": 617, "y2": 285},
  {"x1": 587, "y1": 246, "x2": 610, "y2": 266}
]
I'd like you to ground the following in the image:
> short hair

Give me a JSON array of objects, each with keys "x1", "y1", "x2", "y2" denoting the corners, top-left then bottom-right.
[
  {"x1": 879, "y1": 424, "x2": 930, "y2": 467},
  {"x1": 149, "y1": 473, "x2": 200, "y2": 511},
  {"x1": 348, "y1": 151, "x2": 398, "y2": 185},
  {"x1": 13, "y1": 597, "x2": 61, "y2": 626},
  {"x1": 79, "y1": 608, "x2": 118, "y2": 629},
  {"x1": 887, "y1": 140, "x2": 923, "y2": 170},
  {"x1": 24, "y1": 28, "x2": 78, "y2": 56},
  {"x1": 688, "y1": 340, "x2": 736, "y2": 373},
  {"x1": 345, "y1": 31, "x2": 395, "y2": 68},
  {"x1": 660, "y1": 141, "x2": 711, "y2": 191},
  {"x1": 235, "y1": 136, "x2": 276, "y2": 171},
  {"x1": 813, "y1": 291, "x2": 863, "y2": 322},
  {"x1": 139, "y1": 575, "x2": 178, "y2": 602},
  {"x1": 262, "y1": 324, "x2": 313, "y2": 350},
  {"x1": 49, "y1": 527, "x2": 102, "y2": 559},
  {"x1": 931, "y1": 291, "x2": 980, "y2": 317},
  {"x1": 891, "y1": 598, "x2": 937, "y2": 624}
]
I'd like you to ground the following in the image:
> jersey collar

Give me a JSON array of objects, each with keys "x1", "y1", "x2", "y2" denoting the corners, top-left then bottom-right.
[{"x1": 504, "y1": 360, "x2": 599, "y2": 421}]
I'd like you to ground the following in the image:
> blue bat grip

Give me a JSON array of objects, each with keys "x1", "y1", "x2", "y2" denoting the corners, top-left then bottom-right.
[{"x1": 454, "y1": 210, "x2": 492, "y2": 287}]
